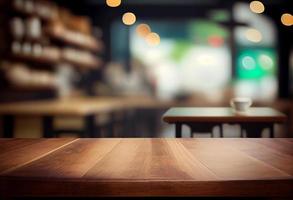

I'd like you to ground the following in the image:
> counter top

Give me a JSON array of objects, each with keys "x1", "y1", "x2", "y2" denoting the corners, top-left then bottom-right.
[{"x1": 0, "y1": 138, "x2": 292, "y2": 197}]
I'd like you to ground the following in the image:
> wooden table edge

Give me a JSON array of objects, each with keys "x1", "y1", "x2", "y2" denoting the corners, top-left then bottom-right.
[
  {"x1": 1, "y1": 178, "x2": 292, "y2": 197},
  {"x1": 162, "y1": 116, "x2": 287, "y2": 123}
]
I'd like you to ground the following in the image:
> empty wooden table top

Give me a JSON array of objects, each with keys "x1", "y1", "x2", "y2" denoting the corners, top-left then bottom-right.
[
  {"x1": 163, "y1": 107, "x2": 287, "y2": 123},
  {"x1": 0, "y1": 138, "x2": 292, "y2": 198}
]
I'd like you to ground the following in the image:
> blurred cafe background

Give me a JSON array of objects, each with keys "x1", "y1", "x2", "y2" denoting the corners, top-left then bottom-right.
[{"x1": 0, "y1": 0, "x2": 292, "y2": 138}]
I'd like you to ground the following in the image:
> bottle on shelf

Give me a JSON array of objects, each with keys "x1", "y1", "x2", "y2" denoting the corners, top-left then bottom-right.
[
  {"x1": 10, "y1": 17, "x2": 25, "y2": 40},
  {"x1": 32, "y1": 43, "x2": 42, "y2": 57},
  {"x1": 26, "y1": 17, "x2": 41, "y2": 40},
  {"x1": 11, "y1": 41, "x2": 22, "y2": 54}
]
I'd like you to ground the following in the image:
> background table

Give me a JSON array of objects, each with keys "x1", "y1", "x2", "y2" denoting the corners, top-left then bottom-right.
[
  {"x1": 0, "y1": 138, "x2": 292, "y2": 198},
  {"x1": 163, "y1": 107, "x2": 287, "y2": 138},
  {"x1": 0, "y1": 96, "x2": 178, "y2": 138},
  {"x1": 0, "y1": 97, "x2": 126, "y2": 138}
]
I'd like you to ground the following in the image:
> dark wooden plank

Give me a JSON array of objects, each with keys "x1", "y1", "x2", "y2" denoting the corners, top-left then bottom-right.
[
  {"x1": 84, "y1": 139, "x2": 154, "y2": 179},
  {"x1": 0, "y1": 139, "x2": 41, "y2": 153},
  {"x1": 5, "y1": 139, "x2": 120, "y2": 178},
  {"x1": 225, "y1": 139, "x2": 293, "y2": 175},
  {"x1": 84, "y1": 139, "x2": 217, "y2": 180},
  {"x1": 0, "y1": 138, "x2": 77, "y2": 174},
  {"x1": 180, "y1": 139, "x2": 291, "y2": 180},
  {"x1": 251, "y1": 139, "x2": 293, "y2": 156}
]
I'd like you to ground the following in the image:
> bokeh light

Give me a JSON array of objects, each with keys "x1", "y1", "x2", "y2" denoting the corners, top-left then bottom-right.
[
  {"x1": 146, "y1": 32, "x2": 160, "y2": 46},
  {"x1": 136, "y1": 24, "x2": 151, "y2": 38},
  {"x1": 259, "y1": 54, "x2": 274, "y2": 70},
  {"x1": 122, "y1": 12, "x2": 136, "y2": 25},
  {"x1": 281, "y1": 13, "x2": 293, "y2": 26},
  {"x1": 249, "y1": 1, "x2": 265, "y2": 14},
  {"x1": 242, "y1": 56, "x2": 256, "y2": 70},
  {"x1": 208, "y1": 35, "x2": 224, "y2": 47},
  {"x1": 106, "y1": 0, "x2": 121, "y2": 7},
  {"x1": 245, "y1": 28, "x2": 262, "y2": 43}
]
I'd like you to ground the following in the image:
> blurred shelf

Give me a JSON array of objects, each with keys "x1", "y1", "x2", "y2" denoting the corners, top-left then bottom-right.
[
  {"x1": 11, "y1": 53, "x2": 102, "y2": 70},
  {"x1": 46, "y1": 27, "x2": 103, "y2": 53},
  {"x1": 0, "y1": 88, "x2": 56, "y2": 103},
  {"x1": 10, "y1": 37, "x2": 49, "y2": 46},
  {"x1": 63, "y1": 57, "x2": 102, "y2": 69},
  {"x1": 13, "y1": 6, "x2": 56, "y2": 22},
  {"x1": 8, "y1": 85, "x2": 56, "y2": 91},
  {"x1": 11, "y1": 53, "x2": 59, "y2": 66}
]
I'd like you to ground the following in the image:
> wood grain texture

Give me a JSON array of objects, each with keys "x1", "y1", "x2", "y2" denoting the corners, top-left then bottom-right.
[
  {"x1": 0, "y1": 138, "x2": 77, "y2": 174},
  {"x1": 6, "y1": 139, "x2": 120, "y2": 178},
  {"x1": 180, "y1": 139, "x2": 292, "y2": 179},
  {"x1": 163, "y1": 107, "x2": 287, "y2": 123},
  {"x1": 0, "y1": 138, "x2": 292, "y2": 197},
  {"x1": 223, "y1": 139, "x2": 293, "y2": 175}
]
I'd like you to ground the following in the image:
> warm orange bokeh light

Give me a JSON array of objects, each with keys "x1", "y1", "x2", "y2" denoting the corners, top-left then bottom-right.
[
  {"x1": 281, "y1": 13, "x2": 293, "y2": 26},
  {"x1": 249, "y1": 1, "x2": 265, "y2": 14},
  {"x1": 146, "y1": 32, "x2": 160, "y2": 46},
  {"x1": 122, "y1": 12, "x2": 136, "y2": 25},
  {"x1": 136, "y1": 24, "x2": 151, "y2": 38},
  {"x1": 106, "y1": 0, "x2": 121, "y2": 7}
]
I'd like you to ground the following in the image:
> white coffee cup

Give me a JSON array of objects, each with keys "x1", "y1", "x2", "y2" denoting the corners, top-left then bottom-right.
[{"x1": 230, "y1": 97, "x2": 252, "y2": 112}]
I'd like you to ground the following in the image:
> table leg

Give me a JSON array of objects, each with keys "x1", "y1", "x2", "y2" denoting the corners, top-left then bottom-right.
[
  {"x1": 130, "y1": 110, "x2": 136, "y2": 137},
  {"x1": 105, "y1": 112, "x2": 115, "y2": 138},
  {"x1": 187, "y1": 123, "x2": 218, "y2": 138},
  {"x1": 269, "y1": 123, "x2": 274, "y2": 138},
  {"x1": 219, "y1": 124, "x2": 223, "y2": 138},
  {"x1": 128, "y1": 109, "x2": 136, "y2": 137},
  {"x1": 124, "y1": 110, "x2": 135, "y2": 137},
  {"x1": 175, "y1": 123, "x2": 182, "y2": 138},
  {"x1": 42, "y1": 116, "x2": 54, "y2": 138},
  {"x1": 84, "y1": 115, "x2": 98, "y2": 138},
  {"x1": 3, "y1": 115, "x2": 14, "y2": 138},
  {"x1": 243, "y1": 123, "x2": 265, "y2": 138},
  {"x1": 241, "y1": 123, "x2": 274, "y2": 138},
  {"x1": 118, "y1": 111, "x2": 126, "y2": 137},
  {"x1": 240, "y1": 128, "x2": 245, "y2": 138},
  {"x1": 149, "y1": 109, "x2": 159, "y2": 137}
]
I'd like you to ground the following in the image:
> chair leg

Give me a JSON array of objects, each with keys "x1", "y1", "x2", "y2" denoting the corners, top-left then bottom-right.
[
  {"x1": 269, "y1": 124, "x2": 274, "y2": 138},
  {"x1": 84, "y1": 115, "x2": 97, "y2": 138},
  {"x1": 3, "y1": 115, "x2": 14, "y2": 138},
  {"x1": 241, "y1": 129, "x2": 244, "y2": 138},
  {"x1": 42, "y1": 116, "x2": 54, "y2": 138},
  {"x1": 219, "y1": 124, "x2": 223, "y2": 138},
  {"x1": 175, "y1": 123, "x2": 182, "y2": 138}
]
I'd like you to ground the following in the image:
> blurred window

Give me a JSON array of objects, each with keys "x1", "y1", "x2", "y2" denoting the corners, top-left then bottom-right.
[{"x1": 129, "y1": 20, "x2": 231, "y2": 100}]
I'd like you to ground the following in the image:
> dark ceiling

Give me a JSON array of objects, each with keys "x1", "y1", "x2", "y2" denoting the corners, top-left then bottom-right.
[{"x1": 86, "y1": 0, "x2": 291, "y2": 6}]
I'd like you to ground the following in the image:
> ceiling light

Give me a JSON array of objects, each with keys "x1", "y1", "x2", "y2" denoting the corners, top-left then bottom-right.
[
  {"x1": 281, "y1": 13, "x2": 293, "y2": 26},
  {"x1": 146, "y1": 32, "x2": 160, "y2": 46},
  {"x1": 136, "y1": 24, "x2": 151, "y2": 38},
  {"x1": 249, "y1": 1, "x2": 265, "y2": 14},
  {"x1": 106, "y1": 0, "x2": 121, "y2": 7},
  {"x1": 122, "y1": 12, "x2": 136, "y2": 25}
]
